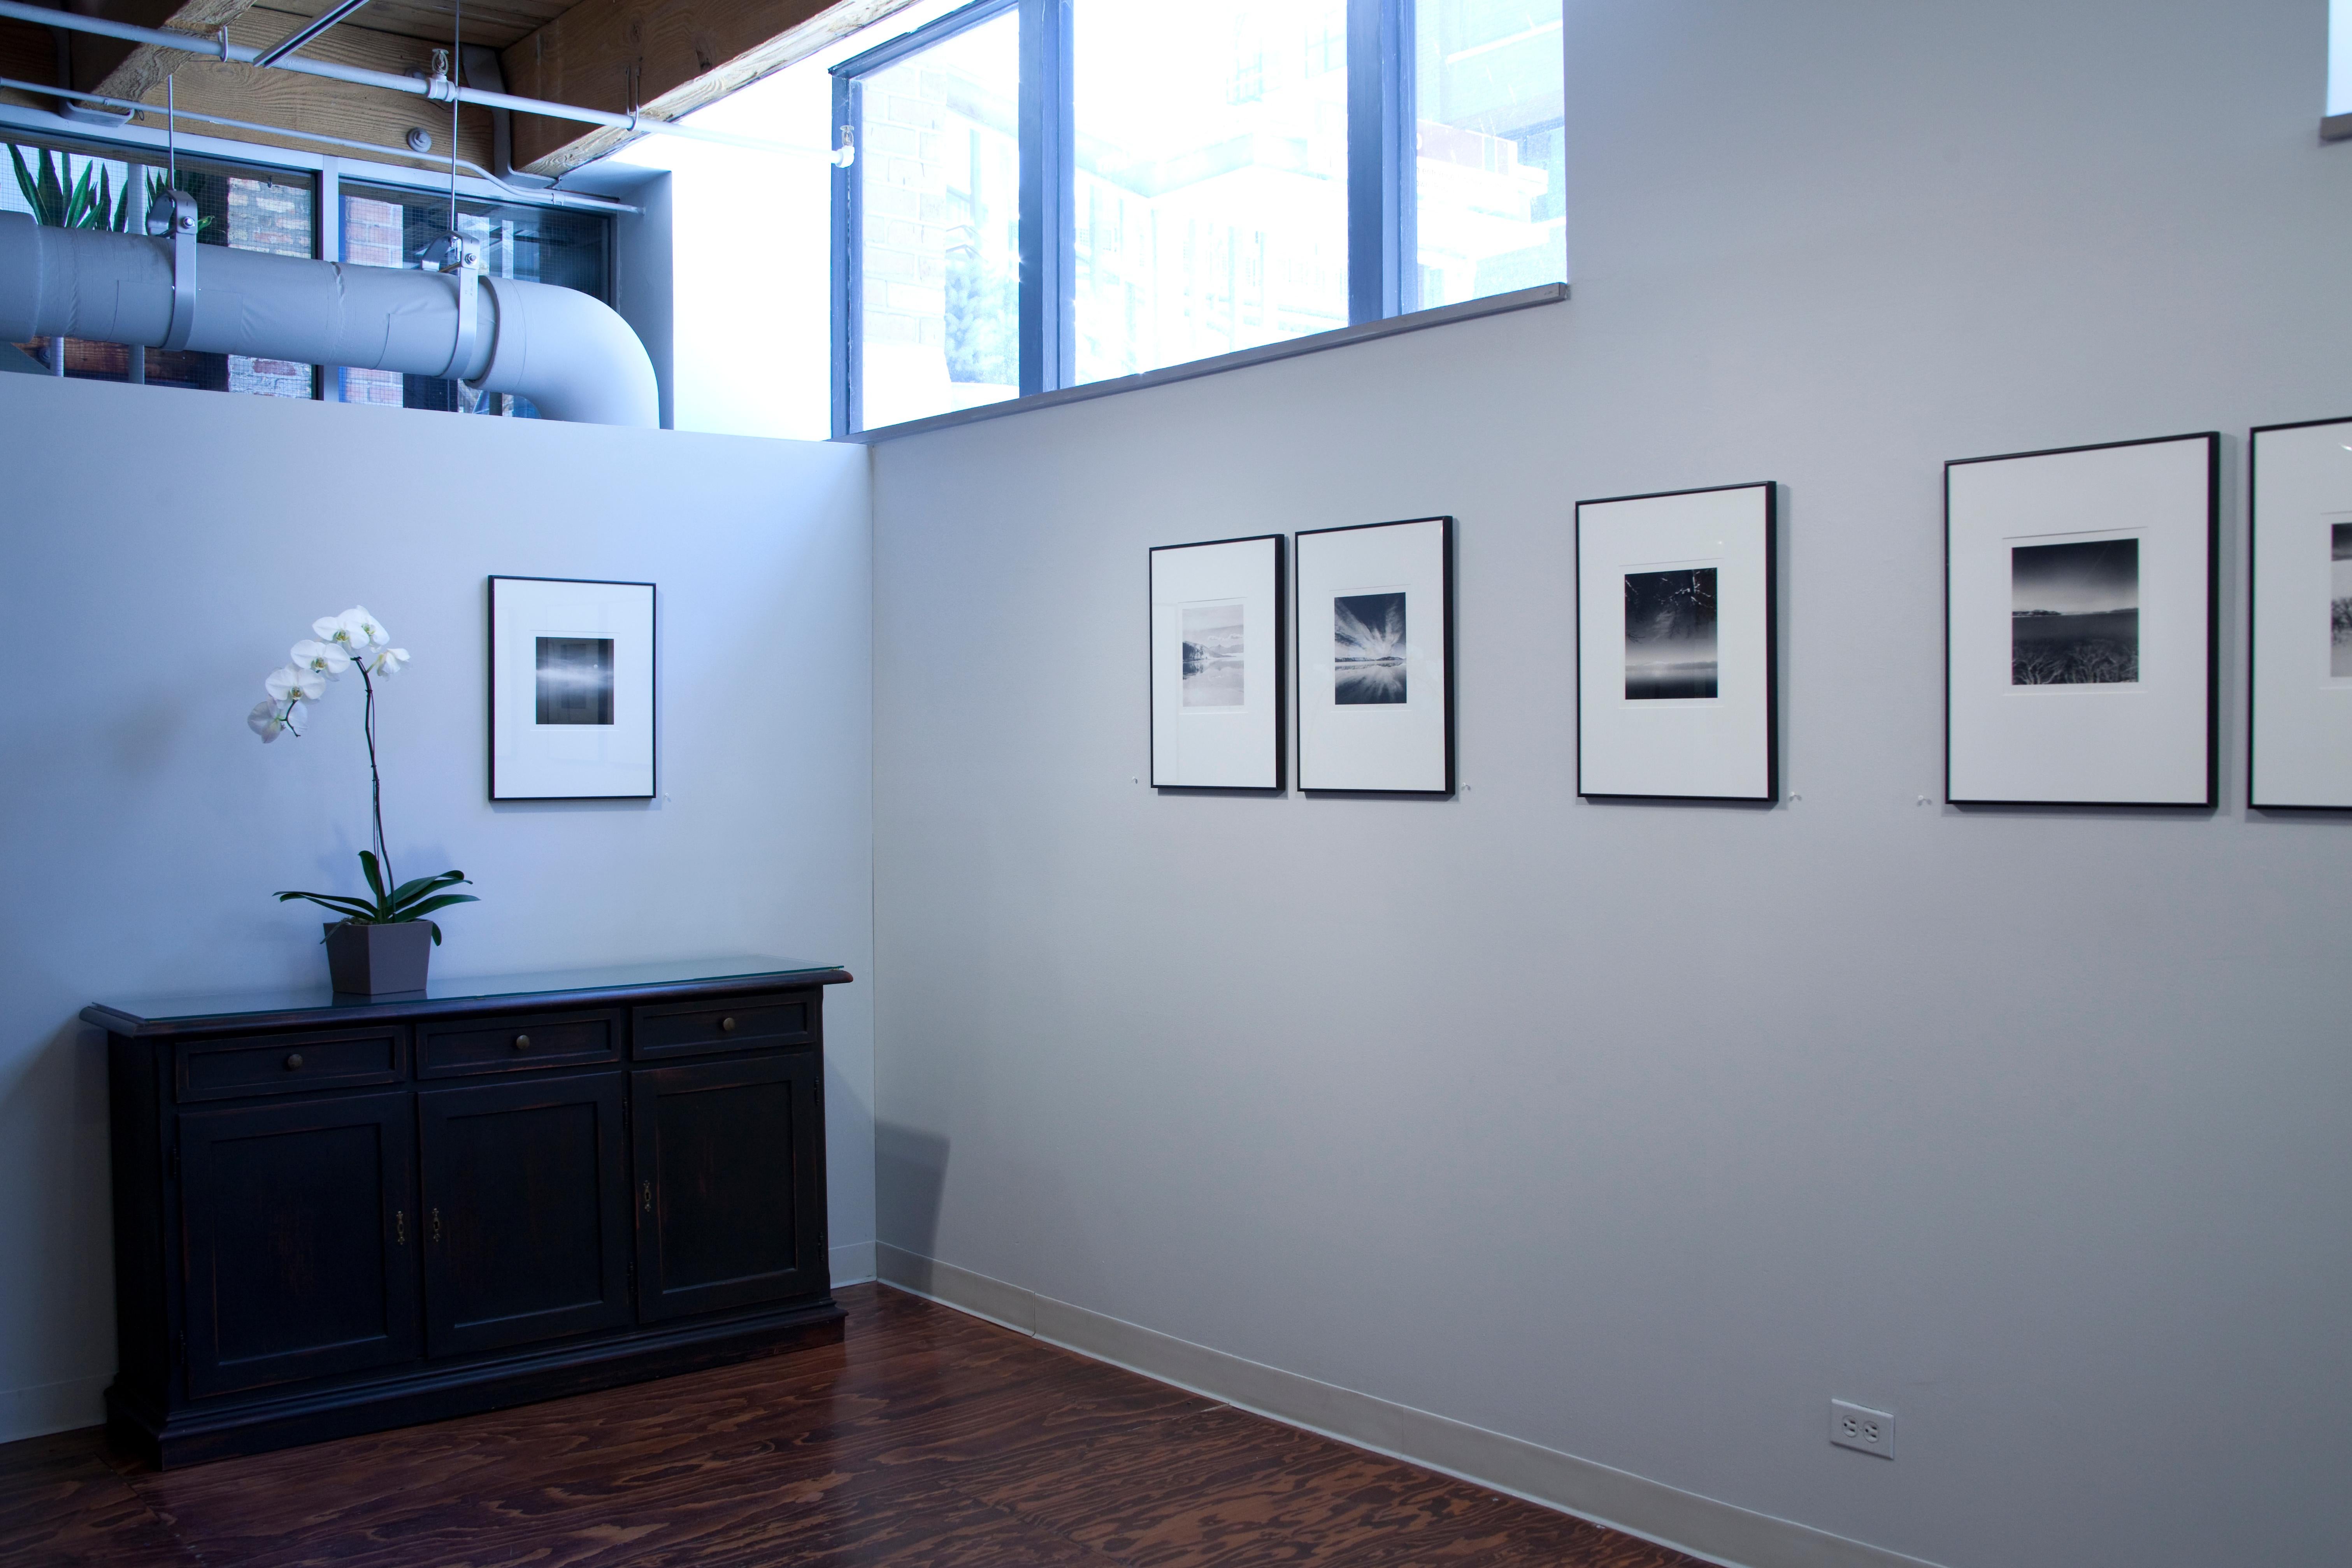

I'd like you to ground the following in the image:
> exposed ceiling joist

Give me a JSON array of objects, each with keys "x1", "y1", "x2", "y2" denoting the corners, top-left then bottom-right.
[
  {"x1": 500, "y1": 0, "x2": 909, "y2": 175},
  {"x1": 72, "y1": 0, "x2": 262, "y2": 102}
]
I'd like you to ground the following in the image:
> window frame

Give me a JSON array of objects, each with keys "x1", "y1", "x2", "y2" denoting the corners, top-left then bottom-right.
[{"x1": 830, "y1": 0, "x2": 1563, "y2": 438}]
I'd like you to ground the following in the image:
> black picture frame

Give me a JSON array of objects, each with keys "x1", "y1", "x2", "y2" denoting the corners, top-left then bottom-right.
[
  {"x1": 1294, "y1": 516, "x2": 1456, "y2": 798},
  {"x1": 1574, "y1": 482, "x2": 1779, "y2": 803},
  {"x1": 1943, "y1": 432, "x2": 2218, "y2": 809},
  {"x1": 2248, "y1": 415, "x2": 2352, "y2": 811},
  {"x1": 1148, "y1": 533, "x2": 1287, "y2": 792},
  {"x1": 488, "y1": 575, "x2": 659, "y2": 802}
]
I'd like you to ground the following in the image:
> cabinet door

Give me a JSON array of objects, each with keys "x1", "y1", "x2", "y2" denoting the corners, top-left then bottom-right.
[
  {"x1": 180, "y1": 1093, "x2": 419, "y2": 1398},
  {"x1": 632, "y1": 1054, "x2": 827, "y2": 1322},
  {"x1": 417, "y1": 1073, "x2": 631, "y2": 1357}
]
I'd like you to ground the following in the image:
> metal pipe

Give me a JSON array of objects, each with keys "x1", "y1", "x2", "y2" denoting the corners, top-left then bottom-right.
[
  {"x1": 253, "y1": 0, "x2": 383, "y2": 69},
  {"x1": 0, "y1": 0, "x2": 828, "y2": 160},
  {"x1": 0, "y1": 209, "x2": 659, "y2": 424},
  {"x1": 0, "y1": 75, "x2": 641, "y2": 212}
]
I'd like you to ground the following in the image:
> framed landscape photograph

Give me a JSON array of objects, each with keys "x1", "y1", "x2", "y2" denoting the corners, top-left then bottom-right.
[
  {"x1": 1295, "y1": 517, "x2": 1453, "y2": 795},
  {"x1": 489, "y1": 576, "x2": 657, "y2": 801},
  {"x1": 1945, "y1": 433, "x2": 2217, "y2": 807},
  {"x1": 1575, "y1": 483, "x2": 1776, "y2": 802},
  {"x1": 2250, "y1": 417, "x2": 2352, "y2": 809},
  {"x1": 1150, "y1": 534, "x2": 1285, "y2": 790}
]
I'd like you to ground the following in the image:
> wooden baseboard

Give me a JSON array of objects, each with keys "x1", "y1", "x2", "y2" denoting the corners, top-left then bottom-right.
[{"x1": 874, "y1": 1244, "x2": 1945, "y2": 1568}]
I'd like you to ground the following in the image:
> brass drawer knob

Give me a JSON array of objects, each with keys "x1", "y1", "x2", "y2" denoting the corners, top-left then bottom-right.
[
  {"x1": 513, "y1": 1033, "x2": 532, "y2": 1051},
  {"x1": 720, "y1": 1016, "x2": 737, "y2": 1033},
  {"x1": 284, "y1": 1052, "x2": 304, "y2": 1070}
]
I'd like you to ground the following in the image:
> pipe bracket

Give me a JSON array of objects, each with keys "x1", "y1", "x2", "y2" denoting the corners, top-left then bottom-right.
[{"x1": 146, "y1": 191, "x2": 198, "y2": 352}]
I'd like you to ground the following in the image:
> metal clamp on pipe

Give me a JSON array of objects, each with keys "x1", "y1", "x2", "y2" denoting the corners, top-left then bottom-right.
[
  {"x1": 144, "y1": 190, "x2": 198, "y2": 352},
  {"x1": 423, "y1": 230, "x2": 484, "y2": 407}
]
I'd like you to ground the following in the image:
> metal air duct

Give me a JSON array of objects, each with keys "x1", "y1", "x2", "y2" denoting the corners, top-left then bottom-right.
[{"x1": 0, "y1": 208, "x2": 657, "y2": 427}]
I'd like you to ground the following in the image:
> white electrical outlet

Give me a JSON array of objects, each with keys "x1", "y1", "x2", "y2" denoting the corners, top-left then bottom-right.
[{"x1": 1830, "y1": 1400, "x2": 1896, "y2": 1459}]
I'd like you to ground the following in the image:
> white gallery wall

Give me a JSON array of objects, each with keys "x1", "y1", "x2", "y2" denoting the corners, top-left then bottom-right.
[
  {"x1": 867, "y1": 3, "x2": 2352, "y2": 1566},
  {"x1": 0, "y1": 377, "x2": 875, "y2": 1440}
]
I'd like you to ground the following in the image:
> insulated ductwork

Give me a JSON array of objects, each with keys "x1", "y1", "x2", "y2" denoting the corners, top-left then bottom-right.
[{"x1": 0, "y1": 211, "x2": 657, "y2": 428}]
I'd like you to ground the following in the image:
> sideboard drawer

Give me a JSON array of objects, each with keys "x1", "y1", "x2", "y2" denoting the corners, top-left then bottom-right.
[
  {"x1": 177, "y1": 1027, "x2": 409, "y2": 1103},
  {"x1": 420, "y1": 1010, "x2": 620, "y2": 1078},
  {"x1": 632, "y1": 991, "x2": 816, "y2": 1060}
]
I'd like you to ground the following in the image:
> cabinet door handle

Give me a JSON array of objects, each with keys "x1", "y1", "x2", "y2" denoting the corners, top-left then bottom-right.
[
  {"x1": 430, "y1": 1207, "x2": 442, "y2": 1243},
  {"x1": 641, "y1": 1180, "x2": 653, "y2": 1214},
  {"x1": 394, "y1": 1209, "x2": 405, "y2": 1245},
  {"x1": 720, "y1": 1016, "x2": 737, "y2": 1033},
  {"x1": 513, "y1": 1033, "x2": 532, "y2": 1051},
  {"x1": 284, "y1": 1052, "x2": 304, "y2": 1070}
]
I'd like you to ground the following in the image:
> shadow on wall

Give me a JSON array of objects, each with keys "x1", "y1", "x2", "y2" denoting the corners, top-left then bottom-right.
[{"x1": 875, "y1": 1121, "x2": 951, "y2": 1259}]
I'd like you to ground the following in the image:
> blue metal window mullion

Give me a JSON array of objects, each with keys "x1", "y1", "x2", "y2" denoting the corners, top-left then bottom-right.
[
  {"x1": 831, "y1": 72, "x2": 860, "y2": 438},
  {"x1": 1346, "y1": 0, "x2": 1413, "y2": 325},
  {"x1": 1018, "y1": 0, "x2": 1073, "y2": 396}
]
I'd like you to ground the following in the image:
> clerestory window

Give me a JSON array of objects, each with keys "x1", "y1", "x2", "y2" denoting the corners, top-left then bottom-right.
[{"x1": 830, "y1": 0, "x2": 1565, "y2": 434}]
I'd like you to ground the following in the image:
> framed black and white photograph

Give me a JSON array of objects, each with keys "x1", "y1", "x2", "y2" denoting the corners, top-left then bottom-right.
[
  {"x1": 1576, "y1": 483, "x2": 1776, "y2": 802},
  {"x1": 1945, "y1": 433, "x2": 2217, "y2": 807},
  {"x1": 489, "y1": 576, "x2": 656, "y2": 801},
  {"x1": 1150, "y1": 535, "x2": 1284, "y2": 790},
  {"x1": 2250, "y1": 417, "x2": 2352, "y2": 809},
  {"x1": 1295, "y1": 517, "x2": 1453, "y2": 795}
]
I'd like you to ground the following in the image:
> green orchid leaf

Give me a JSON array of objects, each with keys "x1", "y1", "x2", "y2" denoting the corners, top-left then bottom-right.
[
  {"x1": 425, "y1": 919, "x2": 442, "y2": 946},
  {"x1": 392, "y1": 893, "x2": 479, "y2": 921},
  {"x1": 388, "y1": 870, "x2": 468, "y2": 909},
  {"x1": 276, "y1": 891, "x2": 382, "y2": 921},
  {"x1": 357, "y1": 849, "x2": 388, "y2": 910}
]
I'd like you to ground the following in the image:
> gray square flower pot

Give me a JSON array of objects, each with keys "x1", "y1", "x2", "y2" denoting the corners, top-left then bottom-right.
[{"x1": 323, "y1": 921, "x2": 432, "y2": 996}]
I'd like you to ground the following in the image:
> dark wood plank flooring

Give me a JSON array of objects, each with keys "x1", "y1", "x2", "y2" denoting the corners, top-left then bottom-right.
[{"x1": 0, "y1": 1283, "x2": 1705, "y2": 1567}]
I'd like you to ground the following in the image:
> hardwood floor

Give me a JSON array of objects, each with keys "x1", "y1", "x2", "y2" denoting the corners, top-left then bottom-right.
[{"x1": 0, "y1": 1284, "x2": 1705, "y2": 1567}]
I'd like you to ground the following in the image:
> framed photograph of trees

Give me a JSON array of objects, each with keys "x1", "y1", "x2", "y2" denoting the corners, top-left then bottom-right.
[
  {"x1": 2250, "y1": 417, "x2": 2352, "y2": 809},
  {"x1": 1945, "y1": 433, "x2": 2217, "y2": 807},
  {"x1": 1149, "y1": 534, "x2": 1285, "y2": 790},
  {"x1": 1576, "y1": 483, "x2": 1777, "y2": 802},
  {"x1": 1294, "y1": 517, "x2": 1454, "y2": 795},
  {"x1": 488, "y1": 576, "x2": 657, "y2": 801}
]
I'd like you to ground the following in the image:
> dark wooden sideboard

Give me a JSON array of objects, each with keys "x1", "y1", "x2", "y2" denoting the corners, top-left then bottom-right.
[{"x1": 85, "y1": 958, "x2": 851, "y2": 1468}]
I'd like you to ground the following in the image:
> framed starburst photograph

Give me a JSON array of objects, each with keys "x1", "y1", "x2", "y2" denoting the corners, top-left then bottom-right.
[{"x1": 1294, "y1": 517, "x2": 1453, "y2": 795}]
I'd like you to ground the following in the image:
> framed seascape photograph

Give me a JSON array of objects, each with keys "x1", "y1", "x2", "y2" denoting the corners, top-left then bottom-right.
[
  {"x1": 2250, "y1": 417, "x2": 2352, "y2": 809},
  {"x1": 1295, "y1": 517, "x2": 1453, "y2": 795},
  {"x1": 1945, "y1": 433, "x2": 2217, "y2": 807},
  {"x1": 1150, "y1": 534, "x2": 1284, "y2": 790},
  {"x1": 1575, "y1": 483, "x2": 1776, "y2": 801},
  {"x1": 489, "y1": 576, "x2": 656, "y2": 801}
]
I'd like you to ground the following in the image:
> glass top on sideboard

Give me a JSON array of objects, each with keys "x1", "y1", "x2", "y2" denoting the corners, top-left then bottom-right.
[{"x1": 91, "y1": 955, "x2": 845, "y2": 1028}]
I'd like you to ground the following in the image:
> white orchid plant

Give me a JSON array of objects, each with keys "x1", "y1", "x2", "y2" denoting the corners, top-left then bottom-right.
[{"x1": 251, "y1": 606, "x2": 477, "y2": 942}]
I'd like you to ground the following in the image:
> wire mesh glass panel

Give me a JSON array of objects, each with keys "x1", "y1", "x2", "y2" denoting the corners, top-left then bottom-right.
[
  {"x1": 1070, "y1": 0, "x2": 1349, "y2": 384},
  {"x1": 3, "y1": 138, "x2": 316, "y2": 394},
  {"x1": 853, "y1": 7, "x2": 1023, "y2": 430},
  {"x1": 1411, "y1": 0, "x2": 1565, "y2": 309},
  {"x1": 337, "y1": 184, "x2": 611, "y2": 418}
]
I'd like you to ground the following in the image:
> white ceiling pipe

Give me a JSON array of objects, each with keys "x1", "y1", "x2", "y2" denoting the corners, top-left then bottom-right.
[
  {"x1": 0, "y1": 0, "x2": 830, "y2": 161},
  {"x1": 0, "y1": 212, "x2": 658, "y2": 426}
]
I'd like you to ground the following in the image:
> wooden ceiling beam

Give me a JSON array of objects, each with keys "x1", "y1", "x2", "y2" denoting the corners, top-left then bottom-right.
[
  {"x1": 67, "y1": 0, "x2": 264, "y2": 101},
  {"x1": 499, "y1": 0, "x2": 909, "y2": 175}
]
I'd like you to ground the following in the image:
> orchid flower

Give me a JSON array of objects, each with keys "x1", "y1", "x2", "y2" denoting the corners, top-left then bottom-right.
[
  {"x1": 314, "y1": 606, "x2": 389, "y2": 656},
  {"x1": 366, "y1": 645, "x2": 410, "y2": 677},
  {"x1": 265, "y1": 664, "x2": 327, "y2": 704},
  {"x1": 290, "y1": 638, "x2": 351, "y2": 679},
  {"x1": 248, "y1": 697, "x2": 300, "y2": 742}
]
